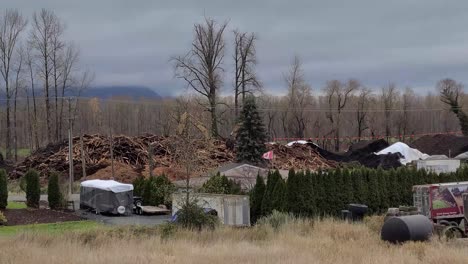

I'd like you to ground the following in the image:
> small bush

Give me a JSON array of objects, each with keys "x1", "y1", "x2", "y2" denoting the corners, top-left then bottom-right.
[
  {"x1": 48, "y1": 172, "x2": 63, "y2": 210},
  {"x1": 25, "y1": 169, "x2": 40, "y2": 208},
  {"x1": 132, "y1": 176, "x2": 146, "y2": 197},
  {"x1": 0, "y1": 211, "x2": 6, "y2": 225},
  {"x1": 174, "y1": 201, "x2": 219, "y2": 231},
  {"x1": 142, "y1": 175, "x2": 175, "y2": 207},
  {"x1": 0, "y1": 169, "x2": 8, "y2": 209},
  {"x1": 200, "y1": 172, "x2": 242, "y2": 195},
  {"x1": 257, "y1": 210, "x2": 295, "y2": 231}
]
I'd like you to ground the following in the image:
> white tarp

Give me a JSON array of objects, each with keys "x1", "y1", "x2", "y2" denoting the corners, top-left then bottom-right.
[
  {"x1": 455, "y1": 152, "x2": 468, "y2": 160},
  {"x1": 286, "y1": 140, "x2": 318, "y2": 147},
  {"x1": 81, "y1": 180, "x2": 134, "y2": 193},
  {"x1": 376, "y1": 142, "x2": 430, "y2": 165}
]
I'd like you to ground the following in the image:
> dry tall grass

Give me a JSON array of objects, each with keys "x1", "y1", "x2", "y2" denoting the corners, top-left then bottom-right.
[{"x1": 1, "y1": 217, "x2": 468, "y2": 264}]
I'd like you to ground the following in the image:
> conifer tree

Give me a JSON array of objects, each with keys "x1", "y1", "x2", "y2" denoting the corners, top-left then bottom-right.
[
  {"x1": 303, "y1": 170, "x2": 317, "y2": 217},
  {"x1": 286, "y1": 169, "x2": 298, "y2": 214},
  {"x1": 271, "y1": 176, "x2": 287, "y2": 212},
  {"x1": 235, "y1": 96, "x2": 268, "y2": 164},
  {"x1": 342, "y1": 168, "x2": 354, "y2": 205},
  {"x1": 250, "y1": 174, "x2": 266, "y2": 224},
  {"x1": 366, "y1": 169, "x2": 381, "y2": 213},
  {"x1": 0, "y1": 169, "x2": 7, "y2": 209},
  {"x1": 48, "y1": 172, "x2": 62, "y2": 210},
  {"x1": 25, "y1": 169, "x2": 40, "y2": 208},
  {"x1": 261, "y1": 170, "x2": 280, "y2": 215}
]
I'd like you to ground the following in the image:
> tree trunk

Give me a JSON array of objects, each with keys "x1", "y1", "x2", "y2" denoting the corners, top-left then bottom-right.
[
  {"x1": 13, "y1": 84, "x2": 18, "y2": 162},
  {"x1": 5, "y1": 78, "x2": 11, "y2": 160}
]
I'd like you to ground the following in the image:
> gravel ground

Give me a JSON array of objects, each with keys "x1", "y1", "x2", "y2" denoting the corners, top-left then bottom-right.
[{"x1": 8, "y1": 194, "x2": 171, "y2": 226}]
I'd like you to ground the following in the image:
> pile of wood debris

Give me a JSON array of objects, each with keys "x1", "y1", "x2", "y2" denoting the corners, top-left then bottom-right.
[
  {"x1": 11, "y1": 134, "x2": 234, "y2": 181},
  {"x1": 10, "y1": 134, "x2": 335, "y2": 183},
  {"x1": 267, "y1": 143, "x2": 336, "y2": 171}
]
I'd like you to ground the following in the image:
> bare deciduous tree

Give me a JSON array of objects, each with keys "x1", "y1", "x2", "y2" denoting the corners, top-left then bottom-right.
[
  {"x1": 398, "y1": 87, "x2": 415, "y2": 140},
  {"x1": 233, "y1": 30, "x2": 260, "y2": 118},
  {"x1": 173, "y1": 18, "x2": 228, "y2": 138},
  {"x1": 12, "y1": 46, "x2": 24, "y2": 161},
  {"x1": 285, "y1": 56, "x2": 312, "y2": 138},
  {"x1": 25, "y1": 44, "x2": 39, "y2": 149},
  {"x1": 356, "y1": 87, "x2": 372, "y2": 139},
  {"x1": 30, "y1": 9, "x2": 59, "y2": 144},
  {"x1": 50, "y1": 17, "x2": 64, "y2": 141},
  {"x1": 324, "y1": 79, "x2": 358, "y2": 151},
  {"x1": 0, "y1": 9, "x2": 27, "y2": 159},
  {"x1": 381, "y1": 83, "x2": 399, "y2": 141}
]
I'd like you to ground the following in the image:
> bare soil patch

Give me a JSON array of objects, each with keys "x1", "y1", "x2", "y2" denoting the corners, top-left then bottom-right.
[{"x1": 1, "y1": 208, "x2": 82, "y2": 226}]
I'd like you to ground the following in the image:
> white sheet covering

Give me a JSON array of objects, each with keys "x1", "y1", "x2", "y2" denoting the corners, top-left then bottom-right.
[
  {"x1": 376, "y1": 142, "x2": 429, "y2": 165},
  {"x1": 81, "y1": 180, "x2": 134, "y2": 193}
]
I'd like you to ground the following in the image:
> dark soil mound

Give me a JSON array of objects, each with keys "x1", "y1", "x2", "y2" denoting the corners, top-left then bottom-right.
[
  {"x1": 410, "y1": 134, "x2": 468, "y2": 157},
  {"x1": 1, "y1": 208, "x2": 82, "y2": 226},
  {"x1": 309, "y1": 139, "x2": 401, "y2": 169}
]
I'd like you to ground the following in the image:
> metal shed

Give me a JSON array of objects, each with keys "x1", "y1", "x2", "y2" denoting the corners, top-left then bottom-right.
[
  {"x1": 172, "y1": 192, "x2": 250, "y2": 226},
  {"x1": 416, "y1": 156, "x2": 460, "y2": 174}
]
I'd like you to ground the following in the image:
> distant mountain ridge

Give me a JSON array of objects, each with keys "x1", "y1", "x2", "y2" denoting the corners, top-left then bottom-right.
[{"x1": 80, "y1": 86, "x2": 161, "y2": 100}]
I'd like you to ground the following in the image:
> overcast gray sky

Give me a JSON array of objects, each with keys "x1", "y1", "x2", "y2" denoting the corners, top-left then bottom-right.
[{"x1": 5, "y1": 0, "x2": 468, "y2": 96}]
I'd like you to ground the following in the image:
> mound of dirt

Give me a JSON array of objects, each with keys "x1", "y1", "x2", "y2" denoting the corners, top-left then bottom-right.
[
  {"x1": 82, "y1": 161, "x2": 142, "y2": 183},
  {"x1": 410, "y1": 134, "x2": 468, "y2": 157},
  {"x1": 310, "y1": 139, "x2": 401, "y2": 169},
  {"x1": 1, "y1": 208, "x2": 82, "y2": 226}
]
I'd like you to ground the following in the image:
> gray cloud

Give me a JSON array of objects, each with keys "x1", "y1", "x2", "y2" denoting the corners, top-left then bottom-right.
[{"x1": 5, "y1": 0, "x2": 468, "y2": 95}]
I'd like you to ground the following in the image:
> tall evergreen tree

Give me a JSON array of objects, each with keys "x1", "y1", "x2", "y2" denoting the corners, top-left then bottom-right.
[
  {"x1": 261, "y1": 170, "x2": 280, "y2": 215},
  {"x1": 25, "y1": 169, "x2": 40, "y2": 208},
  {"x1": 0, "y1": 169, "x2": 7, "y2": 209},
  {"x1": 271, "y1": 176, "x2": 287, "y2": 212},
  {"x1": 250, "y1": 174, "x2": 266, "y2": 224},
  {"x1": 235, "y1": 96, "x2": 268, "y2": 163},
  {"x1": 286, "y1": 169, "x2": 299, "y2": 214},
  {"x1": 366, "y1": 169, "x2": 381, "y2": 214},
  {"x1": 48, "y1": 172, "x2": 63, "y2": 210},
  {"x1": 303, "y1": 170, "x2": 317, "y2": 217}
]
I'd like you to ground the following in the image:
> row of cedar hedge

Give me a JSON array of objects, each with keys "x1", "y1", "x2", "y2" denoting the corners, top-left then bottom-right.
[{"x1": 250, "y1": 166, "x2": 468, "y2": 223}]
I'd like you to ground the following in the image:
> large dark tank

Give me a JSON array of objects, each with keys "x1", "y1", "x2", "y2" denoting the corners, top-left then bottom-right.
[{"x1": 381, "y1": 215, "x2": 433, "y2": 243}]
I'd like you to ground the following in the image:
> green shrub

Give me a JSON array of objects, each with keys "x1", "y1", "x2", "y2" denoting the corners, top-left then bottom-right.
[
  {"x1": 48, "y1": 172, "x2": 63, "y2": 210},
  {"x1": 25, "y1": 169, "x2": 40, "y2": 208},
  {"x1": 0, "y1": 169, "x2": 7, "y2": 209},
  {"x1": 133, "y1": 176, "x2": 146, "y2": 196},
  {"x1": 174, "y1": 200, "x2": 219, "y2": 231},
  {"x1": 142, "y1": 175, "x2": 175, "y2": 207},
  {"x1": 256, "y1": 210, "x2": 295, "y2": 231},
  {"x1": 200, "y1": 172, "x2": 242, "y2": 195},
  {"x1": 0, "y1": 211, "x2": 6, "y2": 225}
]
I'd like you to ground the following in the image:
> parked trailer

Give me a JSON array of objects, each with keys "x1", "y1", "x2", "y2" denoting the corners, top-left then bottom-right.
[{"x1": 413, "y1": 181, "x2": 468, "y2": 237}]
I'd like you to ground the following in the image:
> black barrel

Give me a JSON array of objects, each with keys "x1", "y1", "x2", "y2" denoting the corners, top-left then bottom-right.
[
  {"x1": 348, "y1": 204, "x2": 368, "y2": 222},
  {"x1": 381, "y1": 215, "x2": 433, "y2": 243},
  {"x1": 341, "y1": 210, "x2": 351, "y2": 222}
]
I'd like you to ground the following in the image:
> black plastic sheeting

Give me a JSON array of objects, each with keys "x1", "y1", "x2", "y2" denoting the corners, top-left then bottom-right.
[
  {"x1": 308, "y1": 139, "x2": 402, "y2": 169},
  {"x1": 381, "y1": 215, "x2": 433, "y2": 243},
  {"x1": 80, "y1": 186, "x2": 133, "y2": 215}
]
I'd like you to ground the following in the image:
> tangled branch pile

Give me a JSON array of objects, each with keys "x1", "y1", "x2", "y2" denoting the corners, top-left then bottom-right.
[
  {"x1": 267, "y1": 143, "x2": 336, "y2": 170},
  {"x1": 11, "y1": 134, "x2": 234, "y2": 182}
]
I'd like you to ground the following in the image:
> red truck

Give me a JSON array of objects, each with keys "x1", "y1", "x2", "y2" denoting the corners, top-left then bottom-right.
[{"x1": 413, "y1": 181, "x2": 468, "y2": 237}]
